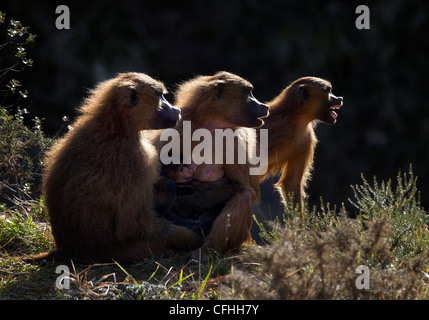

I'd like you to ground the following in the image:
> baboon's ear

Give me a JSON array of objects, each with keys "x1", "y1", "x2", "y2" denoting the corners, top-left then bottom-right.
[
  {"x1": 129, "y1": 89, "x2": 138, "y2": 106},
  {"x1": 298, "y1": 85, "x2": 309, "y2": 102},
  {"x1": 214, "y1": 80, "x2": 226, "y2": 98}
]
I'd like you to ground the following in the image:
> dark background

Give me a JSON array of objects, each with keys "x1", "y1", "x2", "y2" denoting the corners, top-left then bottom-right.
[{"x1": 2, "y1": 0, "x2": 429, "y2": 218}]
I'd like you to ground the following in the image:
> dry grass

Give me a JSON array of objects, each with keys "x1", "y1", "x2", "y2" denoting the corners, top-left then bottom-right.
[
  {"x1": 226, "y1": 166, "x2": 429, "y2": 300},
  {"x1": 228, "y1": 216, "x2": 429, "y2": 299}
]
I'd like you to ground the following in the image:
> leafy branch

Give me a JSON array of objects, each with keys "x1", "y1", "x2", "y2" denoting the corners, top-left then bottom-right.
[{"x1": 0, "y1": 11, "x2": 36, "y2": 109}]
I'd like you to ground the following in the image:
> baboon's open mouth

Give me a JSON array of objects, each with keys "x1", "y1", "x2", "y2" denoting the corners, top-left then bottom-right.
[{"x1": 329, "y1": 105, "x2": 341, "y2": 120}]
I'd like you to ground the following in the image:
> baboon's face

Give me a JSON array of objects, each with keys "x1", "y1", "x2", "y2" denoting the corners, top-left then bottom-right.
[
  {"x1": 296, "y1": 78, "x2": 343, "y2": 125},
  {"x1": 176, "y1": 72, "x2": 269, "y2": 128},
  {"x1": 311, "y1": 84, "x2": 343, "y2": 125},
  {"x1": 149, "y1": 93, "x2": 181, "y2": 130},
  {"x1": 121, "y1": 74, "x2": 181, "y2": 130},
  {"x1": 211, "y1": 81, "x2": 269, "y2": 128},
  {"x1": 237, "y1": 85, "x2": 270, "y2": 128}
]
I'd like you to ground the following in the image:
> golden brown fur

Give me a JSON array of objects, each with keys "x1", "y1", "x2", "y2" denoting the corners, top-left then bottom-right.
[
  {"x1": 31, "y1": 73, "x2": 201, "y2": 263},
  {"x1": 260, "y1": 76, "x2": 343, "y2": 216},
  {"x1": 159, "y1": 71, "x2": 269, "y2": 253}
]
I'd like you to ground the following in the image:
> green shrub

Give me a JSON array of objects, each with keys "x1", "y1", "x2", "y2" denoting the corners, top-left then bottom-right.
[
  {"x1": 0, "y1": 12, "x2": 53, "y2": 256},
  {"x1": 0, "y1": 108, "x2": 51, "y2": 200},
  {"x1": 350, "y1": 165, "x2": 429, "y2": 264}
]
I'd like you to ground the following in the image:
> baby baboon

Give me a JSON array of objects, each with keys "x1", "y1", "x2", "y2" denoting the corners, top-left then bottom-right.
[
  {"x1": 163, "y1": 71, "x2": 269, "y2": 253},
  {"x1": 156, "y1": 163, "x2": 236, "y2": 237},
  {"x1": 33, "y1": 73, "x2": 202, "y2": 263},
  {"x1": 260, "y1": 76, "x2": 343, "y2": 216}
]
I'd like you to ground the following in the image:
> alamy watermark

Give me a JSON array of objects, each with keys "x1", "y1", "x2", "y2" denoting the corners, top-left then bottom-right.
[
  {"x1": 55, "y1": 5, "x2": 370, "y2": 31},
  {"x1": 159, "y1": 121, "x2": 269, "y2": 176},
  {"x1": 355, "y1": 5, "x2": 370, "y2": 30},
  {"x1": 355, "y1": 265, "x2": 370, "y2": 290},
  {"x1": 55, "y1": 5, "x2": 70, "y2": 30},
  {"x1": 54, "y1": 264, "x2": 371, "y2": 291},
  {"x1": 55, "y1": 265, "x2": 70, "y2": 290}
]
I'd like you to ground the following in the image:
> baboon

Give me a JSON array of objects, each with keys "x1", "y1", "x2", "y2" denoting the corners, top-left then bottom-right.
[
  {"x1": 30, "y1": 73, "x2": 202, "y2": 263},
  {"x1": 260, "y1": 76, "x2": 343, "y2": 216},
  {"x1": 155, "y1": 163, "x2": 236, "y2": 237},
  {"x1": 162, "y1": 163, "x2": 195, "y2": 185},
  {"x1": 159, "y1": 71, "x2": 269, "y2": 253}
]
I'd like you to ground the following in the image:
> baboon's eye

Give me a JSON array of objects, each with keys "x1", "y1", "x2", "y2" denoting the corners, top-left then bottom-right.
[
  {"x1": 298, "y1": 85, "x2": 309, "y2": 101},
  {"x1": 129, "y1": 89, "x2": 138, "y2": 106},
  {"x1": 215, "y1": 82, "x2": 226, "y2": 98}
]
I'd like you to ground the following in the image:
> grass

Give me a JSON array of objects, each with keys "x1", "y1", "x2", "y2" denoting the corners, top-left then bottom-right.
[{"x1": 1, "y1": 165, "x2": 428, "y2": 300}]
